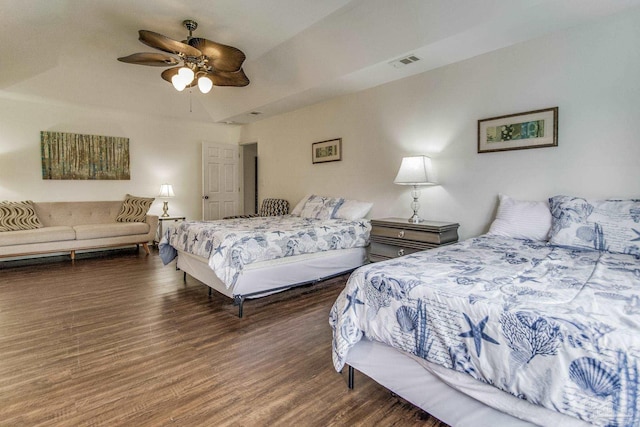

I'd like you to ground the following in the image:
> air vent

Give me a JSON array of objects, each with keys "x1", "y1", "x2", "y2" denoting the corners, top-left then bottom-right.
[{"x1": 389, "y1": 55, "x2": 421, "y2": 69}]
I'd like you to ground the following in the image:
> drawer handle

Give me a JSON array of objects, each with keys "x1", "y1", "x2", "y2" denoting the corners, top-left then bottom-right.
[
  {"x1": 397, "y1": 249, "x2": 405, "y2": 256},
  {"x1": 397, "y1": 230, "x2": 405, "y2": 238}
]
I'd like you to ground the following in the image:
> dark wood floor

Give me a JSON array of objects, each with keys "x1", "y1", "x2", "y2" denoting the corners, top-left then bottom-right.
[{"x1": 0, "y1": 248, "x2": 449, "y2": 426}]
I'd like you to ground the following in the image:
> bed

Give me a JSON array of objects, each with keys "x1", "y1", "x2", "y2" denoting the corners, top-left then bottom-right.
[
  {"x1": 160, "y1": 195, "x2": 373, "y2": 317},
  {"x1": 330, "y1": 195, "x2": 640, "y2": 426}
]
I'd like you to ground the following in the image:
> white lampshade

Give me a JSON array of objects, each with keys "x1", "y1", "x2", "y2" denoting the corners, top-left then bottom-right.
[
  {"x1": 158, "y1": 184, "x2": 175, "y2": 198},
  {"x1": 171, "y1": 75, "x2": 187, "y2": 91},
  {"x1": 394, "y1": 156, "x2": 436, "y2": 186},
  {"x1": 197, "y1": 75, "x2": 213, "y2": 94},
  {"x1": 178, "y1": 66, "x2": 194, "y2": 84}
]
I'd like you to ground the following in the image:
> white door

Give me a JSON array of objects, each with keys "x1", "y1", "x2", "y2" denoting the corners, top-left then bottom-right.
[{"x1": 202, "y1": 142, "x2": 240, "y2": 220}]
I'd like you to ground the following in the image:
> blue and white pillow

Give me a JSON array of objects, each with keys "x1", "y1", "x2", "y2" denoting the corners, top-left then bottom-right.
[
  {"x1": 548, "y1": 195, "x2": 640, "y2": 256},
  {"x1": 298, "y1": 195, "x2": 344, "y2": 219}
]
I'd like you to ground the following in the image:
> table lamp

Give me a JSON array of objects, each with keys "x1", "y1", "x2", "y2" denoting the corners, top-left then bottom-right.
[
  {"x1": 393, "y1": 156, "x2": 436, "y2": 223},
  {"x1": 158, "y1": 184, "x2": 175, "y2": 217}
]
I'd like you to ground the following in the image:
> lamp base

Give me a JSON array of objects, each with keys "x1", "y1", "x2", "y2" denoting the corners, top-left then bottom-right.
[
  {"x1": 161, "y1": 201, "x2": 170, "y2": 218},
  {"x1": 408, "y1": 214, "x2": 423, "y2": 223},
  {"x1": 407, "y1": 185, "x2": 423, "y2": 223}
]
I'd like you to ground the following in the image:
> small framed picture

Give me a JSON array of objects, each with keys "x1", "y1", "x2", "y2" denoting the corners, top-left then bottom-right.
[
  {"x1": 478, "y1": 107, "x2": 558, "y2": 153},
  {"x1": 312, "y1": 138, "x2": 342, "y2": 164}
]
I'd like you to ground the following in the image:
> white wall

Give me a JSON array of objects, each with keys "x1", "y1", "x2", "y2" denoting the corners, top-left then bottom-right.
[
  {"x1": 239, "y1": 9, "x2": 640, "y2": 240},
  {"x1": 0, "y1": 96, "x2": 240, "y2": 220}
]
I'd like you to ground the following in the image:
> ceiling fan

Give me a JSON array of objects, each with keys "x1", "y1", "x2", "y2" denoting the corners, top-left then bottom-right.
[{"x1": 118, "y1": 19, "x2": 249, "y2": 93}]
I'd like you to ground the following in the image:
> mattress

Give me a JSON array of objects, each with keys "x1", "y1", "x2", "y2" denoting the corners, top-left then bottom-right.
[
  {"x1": 346, "y1": 338, "x2": 590, "y2": 427},
  {"x1": 176, "y1": 246, "x2": 367, "y2": 299}
]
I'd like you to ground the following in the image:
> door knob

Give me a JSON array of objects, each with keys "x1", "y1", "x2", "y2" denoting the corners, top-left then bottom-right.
[{"x1": 203, "y1": 195, "x2": 209, "y2": 199}]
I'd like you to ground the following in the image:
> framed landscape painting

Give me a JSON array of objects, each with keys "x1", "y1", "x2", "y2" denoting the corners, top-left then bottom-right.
[
  {"x1": 41, "y1": 131, "x2": 130, "y2": 180},
  {"x1": 478, "y1": 107, "x2": 558, "y2": 153},
  {"x1": 312, "y1": 138, "x2": 342, "y2": 164}
]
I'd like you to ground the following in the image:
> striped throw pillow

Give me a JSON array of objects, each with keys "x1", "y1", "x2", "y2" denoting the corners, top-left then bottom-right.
[
  {"x1": 488, "y1": 194, "x2": 552, "y2": 241},
  {"x1": 116, "y1": 194, "x2": 154, "y2": 223},
  {"x1": 0, "y1": 200, "x2": 43, "y2": 232}
]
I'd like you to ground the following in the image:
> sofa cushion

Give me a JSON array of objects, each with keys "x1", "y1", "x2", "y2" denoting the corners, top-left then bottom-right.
[
  {"x1": 0, "y1": 226, "x2": 75, "y2": 246},
  {"x1": 116, "y1": 194, "x2": 154, "y2": 223},
  {"x1": 74, "y1": 222, "x2": 150, "y2": 240},
  {"x1": 35, "y1": 201, "x2": 123, "y2": 227},
  {"x1": 0, "y1": 201, "x2": 43, "y2": 232}
]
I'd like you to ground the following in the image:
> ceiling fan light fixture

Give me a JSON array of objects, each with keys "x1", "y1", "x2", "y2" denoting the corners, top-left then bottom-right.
[
  {"x1": 118, "y1": 20, "x2": 249, "y2": 95},
  {"x1": 171, "y1": 74, "x2": 187, "y2": 91},
  {"x1": 178, "y1": 66, "x2": 194, "y2": 83},
  {"x1": 198, "y1": 75, "x2": 213, "y2": 93}
]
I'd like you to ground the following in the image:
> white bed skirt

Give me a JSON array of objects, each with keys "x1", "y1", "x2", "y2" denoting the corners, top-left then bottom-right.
[
  {"x1": 345, "y1": 338, "x2": 590, "y2": 427},
  {"x1": 176, "y1": 247, "x2": 367, "y2": 299}
]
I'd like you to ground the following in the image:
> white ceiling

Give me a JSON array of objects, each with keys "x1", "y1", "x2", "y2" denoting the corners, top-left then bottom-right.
[{"x1": 2, "y1": 0, "x2": 639, "y2": 125}]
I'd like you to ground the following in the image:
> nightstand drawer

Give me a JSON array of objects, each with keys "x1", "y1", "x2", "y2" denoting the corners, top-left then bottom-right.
[
  {"x1": 370, "y1": 225, "x2": 458, "y2": 245},
  {"x1": 369, "y1": 241, "x2": 425, "y2": 259},
  {"x1": 368, "y1": 218, "x2": 459, "y2": 263}
]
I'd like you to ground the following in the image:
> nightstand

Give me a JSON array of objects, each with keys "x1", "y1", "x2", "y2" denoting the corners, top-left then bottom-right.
[
  {"x1": 154, "y1": 216, "x2": 186, "y2": 245},
  {"x1": 369, "y1": 217, "x2": 459, "y2": 262}
]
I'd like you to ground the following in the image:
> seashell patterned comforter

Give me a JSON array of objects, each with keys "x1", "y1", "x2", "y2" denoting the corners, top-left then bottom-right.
[
  {"x1": 159, "y1": 215, "x2": 370, "y2": 287},
  {"x1": 330, "y1": 234, "x2": 640, "y2": 426}
]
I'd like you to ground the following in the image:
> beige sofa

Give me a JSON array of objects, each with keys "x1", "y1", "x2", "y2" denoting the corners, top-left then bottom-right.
[{"x1": 0, "y1": 201, "x2": 159, "y2": 260}]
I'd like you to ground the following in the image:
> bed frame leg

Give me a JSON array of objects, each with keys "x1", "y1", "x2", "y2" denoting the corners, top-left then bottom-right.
[
  {"x1": 208, "y1": 287, "x2": 212, "y2": 297},
  {"x1": 348, "y1": 365, "x2": 354, "y2": 389},
  {"x1": 183, "y1": 272, "x2": 187, "y2": 283},
  {"x1": 233, "y1": 295, "x2": 245, "y2": 318}
]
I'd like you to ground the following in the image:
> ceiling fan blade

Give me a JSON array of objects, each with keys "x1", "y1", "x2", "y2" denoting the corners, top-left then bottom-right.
[
  {"x1": 206, "y1": 69, "x2": 250, "y2": 87},
  {"x1": 188, "y1": 38, "x2": 246, "y2": 72},
  {"x1": 139, "y1": 30, "x2": 202, "y2": 57},
  {"x1": 161, "y1": 67, "x2": 197, "y2": 87},
  {"x1": 117, "y1": 52, "x2": 179, "y2": 67}
]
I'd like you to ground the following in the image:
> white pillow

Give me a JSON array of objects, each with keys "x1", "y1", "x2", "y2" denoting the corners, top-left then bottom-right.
[
  {"x1": 488, "y1": 194, "x2": 552, "y2": 241},
  {"x1": 290, "y1": 194, "x2": 312, "y2": 216},
  {"x1": 335, "y1": 199, "x2": 373, "y2": 220}
]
